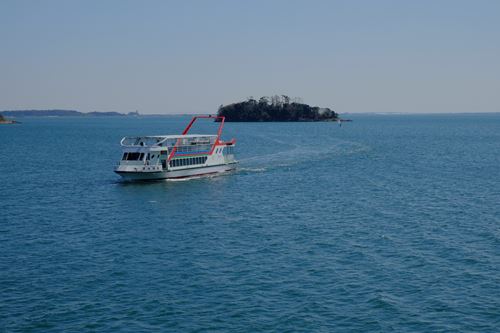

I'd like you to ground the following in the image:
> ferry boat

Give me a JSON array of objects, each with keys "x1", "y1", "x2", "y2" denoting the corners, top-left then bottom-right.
[{"x1": 115, "y1": 116, "x2": 237, "y2": 181}]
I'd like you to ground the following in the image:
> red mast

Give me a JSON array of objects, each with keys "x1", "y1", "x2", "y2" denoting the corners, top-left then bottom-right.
[{"x1": 168, "y1": 115, "x2": 229, "y2": 161}]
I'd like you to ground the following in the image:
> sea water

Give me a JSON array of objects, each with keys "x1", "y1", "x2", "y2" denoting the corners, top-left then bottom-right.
[{"x1": 1, "y1": 114, "x2": 499, "y2": 332}]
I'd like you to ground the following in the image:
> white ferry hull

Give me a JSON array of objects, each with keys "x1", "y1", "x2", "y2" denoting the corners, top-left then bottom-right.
[{"x1": 115, "y1": 162, "x2": 237, "y2": 181}]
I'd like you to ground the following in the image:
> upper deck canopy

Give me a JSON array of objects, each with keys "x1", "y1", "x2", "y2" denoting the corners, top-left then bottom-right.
[
  {"x1": 120, "y1": 116, "x2": 232, "y2": 158},
  {"x1": 120, "y1": 134, "x2": 217, "y2": 147}
]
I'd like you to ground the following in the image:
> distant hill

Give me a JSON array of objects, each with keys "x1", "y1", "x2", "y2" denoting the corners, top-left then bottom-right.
[
  {"x1": 0, "y1": 110, "x2": 140, "y2": 117},
  {"x1": 217, "y1": 95, "x2": 338, "y2": 122},
  {"x1": 87, "y1": 111, "x2": 124, "y2": 117}
]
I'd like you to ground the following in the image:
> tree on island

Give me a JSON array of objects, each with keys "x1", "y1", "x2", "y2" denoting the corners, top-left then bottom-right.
[{"x1": 217, "y1": 95, "x2": 338, "y2": 122}]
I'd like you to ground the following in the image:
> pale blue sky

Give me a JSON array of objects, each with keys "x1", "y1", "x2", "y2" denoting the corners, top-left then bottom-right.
[{"x1": 1, "y1": 0, "x2": 499, "y2": 114}]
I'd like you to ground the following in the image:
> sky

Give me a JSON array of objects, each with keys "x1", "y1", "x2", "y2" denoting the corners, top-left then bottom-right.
[{"x1": 1, "y1": 0, "x2": 499, "y2": 114}]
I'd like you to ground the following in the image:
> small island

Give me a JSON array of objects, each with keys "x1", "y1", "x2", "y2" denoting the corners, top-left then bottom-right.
[
  {"x1": 217, "y1": 95, "x2": 339, "y2": 122},
  {"x1": 0, "y1": 114, "x2": 19, "y2": 124}
]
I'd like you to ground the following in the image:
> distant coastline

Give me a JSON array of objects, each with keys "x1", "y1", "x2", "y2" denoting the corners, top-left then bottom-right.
[
  {"x1": 217, "y1": 96, "x2": 339, "y2": 122},
  {"x1": 0, "y1": 110, "x2": 140, "y2": 117}
]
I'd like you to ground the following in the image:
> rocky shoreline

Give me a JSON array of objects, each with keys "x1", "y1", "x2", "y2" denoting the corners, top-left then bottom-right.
[{"x1": 0, "y1": 115, "x2": 19, "y2": 124}]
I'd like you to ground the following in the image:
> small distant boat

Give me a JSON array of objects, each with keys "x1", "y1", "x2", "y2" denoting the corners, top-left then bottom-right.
[{"x1": 114, "y1": 116, "x2": 237, "y2": 181}]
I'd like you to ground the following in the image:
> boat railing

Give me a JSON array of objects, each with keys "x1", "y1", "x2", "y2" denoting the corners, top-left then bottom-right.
[
  {"x1": 121, "y1": 135, "x2": 217, "y2": 148},
  {"x1": 120, "y1": 136, "x2": 169, "y2": 147}
]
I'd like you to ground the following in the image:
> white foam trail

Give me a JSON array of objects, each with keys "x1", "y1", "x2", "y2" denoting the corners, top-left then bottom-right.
[
  {"x1": 239, "y1": 138, "x2": 370, "y2": 172},
  {"x1": 237, "y1": 167, "x2": 267, "y2": 173}
]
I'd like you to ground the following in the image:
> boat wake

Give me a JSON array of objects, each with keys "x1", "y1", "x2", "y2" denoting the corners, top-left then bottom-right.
[
  {"x1": 238, "y1": 138, "x2": 370, "y2": 172},
  {"x1": 236, "y1": 167, "x2": 268, "y2": 175}
]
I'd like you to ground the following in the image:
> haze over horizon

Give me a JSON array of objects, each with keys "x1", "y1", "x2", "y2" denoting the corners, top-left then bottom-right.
[{"x1": 1, "y1": 0, "x2": 499, "y2": 114}]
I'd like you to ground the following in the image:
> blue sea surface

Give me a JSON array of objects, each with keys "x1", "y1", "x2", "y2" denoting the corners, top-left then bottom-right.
[{"x1": 1, "y1": 114, "x2": 499, "y2": 332}]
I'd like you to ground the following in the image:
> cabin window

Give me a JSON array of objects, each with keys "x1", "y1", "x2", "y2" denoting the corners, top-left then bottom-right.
[
  {"x1": 126, "y1": 152, "x2": 141, "y2": 160},
  {"x1": 122, "y1": 153, "x2": 128, "y2": 160},
  {"x1": 139, "y1": 153, "x2": 144, "y2": 160}
]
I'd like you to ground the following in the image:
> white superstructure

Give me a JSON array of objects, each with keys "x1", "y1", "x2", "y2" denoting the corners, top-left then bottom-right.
[{"x1": 114, "y1": 116, "x2": 236, "y2": 180}]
